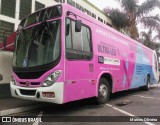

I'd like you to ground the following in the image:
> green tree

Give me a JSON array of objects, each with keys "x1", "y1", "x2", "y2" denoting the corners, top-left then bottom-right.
[{"x1": 104, "y1": 0, "x2": 160, "y2": 40}]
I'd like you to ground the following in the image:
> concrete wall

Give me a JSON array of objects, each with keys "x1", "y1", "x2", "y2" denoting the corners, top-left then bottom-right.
[{"x1": 0, "y1": 51, "x2": 13, "y2": 84}]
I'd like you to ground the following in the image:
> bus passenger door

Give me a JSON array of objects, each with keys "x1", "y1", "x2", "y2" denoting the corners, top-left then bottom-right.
[{"x1": 64, "y1": 18, "x2": 95, "y2": 102}]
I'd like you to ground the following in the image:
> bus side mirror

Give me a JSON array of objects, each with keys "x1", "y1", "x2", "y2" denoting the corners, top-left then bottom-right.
[
  {"x1": 0, "y1": 74, "x2": 3, "y2": 81},
  {"x1": 75, "y1": 20, "x2": 82, "y2": 32}
]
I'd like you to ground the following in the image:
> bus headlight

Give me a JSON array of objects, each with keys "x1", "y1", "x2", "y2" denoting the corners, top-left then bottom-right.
[
  {"x1": 10, "y1": 76, "x2": 16, "y2": 85},
  {"x1": 42, "y1": 70, "x2": 62, "y2": 87}
]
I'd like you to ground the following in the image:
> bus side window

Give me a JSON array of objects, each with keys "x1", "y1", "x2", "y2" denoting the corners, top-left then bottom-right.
[
  {"x1": 66, "y1": 24, "x2": 70, "y2": 36},
  {"x1": 65, "y1": 18, "x2": 92, "y2": 60},
  {"x1": 66, "y1": 19, "x2": 72, "y2": 49}
]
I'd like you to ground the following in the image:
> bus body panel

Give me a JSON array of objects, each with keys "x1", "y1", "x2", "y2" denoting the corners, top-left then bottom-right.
[
  {"x1": 63, "y1": 4, "x2": 159, "y2": 103},
  {"x1": 92, "y1": 23, "x2": 158, "y2": 93},
  {"x1": 10, "y1": 4, "x2": 159, "y2": 104},
  {"x1": 63, "y1": 8, "x2": 96, "y2": 103}
]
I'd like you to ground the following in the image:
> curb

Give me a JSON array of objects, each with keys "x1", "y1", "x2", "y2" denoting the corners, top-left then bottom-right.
[{"x1": 0, "y1": 104, "x2": 43, "y2": 116}]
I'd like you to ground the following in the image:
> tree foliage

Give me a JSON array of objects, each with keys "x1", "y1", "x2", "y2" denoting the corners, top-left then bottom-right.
[
  {"x1": 104, "y1": 0, "x2": 160, "y2": 40},
  {"x1": 104, "y1": 9, "x2": 129, "y2": 30},
  {"x1": 140, "y1": 29, "x2": 160, "y2": 51}
]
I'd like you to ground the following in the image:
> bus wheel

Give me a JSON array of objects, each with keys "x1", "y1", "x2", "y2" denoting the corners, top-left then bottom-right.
[
  {"x1": 96, "y1": 78, "x2": 110, "y2": 104},
  {"x1": 143, "y1": 76, "x2": 151, "y2": 91}
]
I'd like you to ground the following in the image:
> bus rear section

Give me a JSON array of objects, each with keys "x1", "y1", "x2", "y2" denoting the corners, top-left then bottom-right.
[{"x1": 94, "y1": 26, "x2": 159, "y2": 91}]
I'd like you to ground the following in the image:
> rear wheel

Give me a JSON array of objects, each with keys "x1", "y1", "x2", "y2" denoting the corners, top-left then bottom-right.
[
  {"x1": 96, "y1": 78, "x2": 111, "y2": 104},
  {"x1": 143, "y1": 76, "x2": 151, "y2": 91}
]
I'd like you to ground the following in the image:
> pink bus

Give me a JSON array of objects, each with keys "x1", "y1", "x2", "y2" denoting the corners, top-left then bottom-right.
[{"x1": 10, "y1": 4, "x2": 159, "y2": 104}]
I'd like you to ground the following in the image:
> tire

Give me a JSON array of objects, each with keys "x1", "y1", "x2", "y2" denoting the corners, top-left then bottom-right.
[
  {"x1": 143, "y1": 76, "x2": 151, "y2": 91},
  {"x1": 96, "y1": 78, "x2": 111, "y2": 104}
]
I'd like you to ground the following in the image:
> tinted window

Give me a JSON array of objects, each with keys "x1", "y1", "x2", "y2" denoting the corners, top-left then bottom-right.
[
  {"x1": 66, "y1": 18, "x2": 92, "y2": 60},
  {"x1": 82, "y1": 26, "x2": 91, "y2": 52},
  {"x1": 0, "y1": 20, "x2": 14, "y2": 42},
  {"x1": 19, "y1": 0, "x2": 32, "y2": 20},
  {"x1": 13, "y1": 20, "x2": 61, "y2": 68},
  {"x1": 35, "y1": 1, "x2": 45, "y2": 11},
  {"x1": 1, "y1": 0, "x2": 16, "y2": 18}
]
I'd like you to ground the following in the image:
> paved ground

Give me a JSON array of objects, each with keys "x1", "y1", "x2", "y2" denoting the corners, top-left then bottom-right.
[
  {"x1": 0, "y1": 97, "x2": 39, "y2": 111},
  {"x1": 1, "y1": 84, "x2": 160, "y2": 125}
]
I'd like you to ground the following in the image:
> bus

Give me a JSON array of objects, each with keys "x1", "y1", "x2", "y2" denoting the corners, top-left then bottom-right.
[{"x1": 10, "y1": 4, "x2": 159, "y2": 104}]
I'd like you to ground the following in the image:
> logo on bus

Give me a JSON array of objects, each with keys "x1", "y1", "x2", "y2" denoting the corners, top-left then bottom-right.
[
  {"x1": 98, "y1": 56, "x2": 104, "y2": 63},
  {"x1": 26, "y1": 81, "x2": 30, "y2": 87}
]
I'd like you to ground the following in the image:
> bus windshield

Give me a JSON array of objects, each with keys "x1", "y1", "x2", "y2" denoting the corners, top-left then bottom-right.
[{"x1": 13, "y1": 20, "x2": 61, "y2": 68}]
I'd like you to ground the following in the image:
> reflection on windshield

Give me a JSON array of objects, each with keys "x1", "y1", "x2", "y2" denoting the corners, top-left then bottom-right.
[
  {"x1": 13, "y1": 20, "x2": 61, "y2": 68},
  {"x1": 19, "y1": 5, "x2": 62, "y2": 29}
]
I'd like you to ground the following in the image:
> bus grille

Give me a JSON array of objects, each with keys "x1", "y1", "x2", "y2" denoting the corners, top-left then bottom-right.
[
  {"x1": 19, "y1": 89, "x2": 36, "y2": 96},
  {"x1": 15, "y1": 71, "x2": 45, "y2": 79},
  {"x1": 19, "y1": 82, "x2": 40, "y2": 85}
]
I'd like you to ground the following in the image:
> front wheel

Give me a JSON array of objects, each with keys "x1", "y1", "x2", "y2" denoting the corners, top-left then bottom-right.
[{"x1": 96, "y1": 78, "x2": 111, "y2": 104}]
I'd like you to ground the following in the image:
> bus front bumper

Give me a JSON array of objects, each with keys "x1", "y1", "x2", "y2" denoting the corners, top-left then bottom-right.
[{"x1": 10, "y1": 82, "x2": 64, "y2": 104}]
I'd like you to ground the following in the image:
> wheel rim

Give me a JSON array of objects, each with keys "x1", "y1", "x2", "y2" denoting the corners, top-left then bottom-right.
[
  {"x1": 147, "y1": 81, "x2": 151, "y2": 89},
  {"x1": 99, "y1": 84, "x2": 108, "y2": 99},
  {"x1": 147, "y1": 78, "x2": 151, "y2": 89}
]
